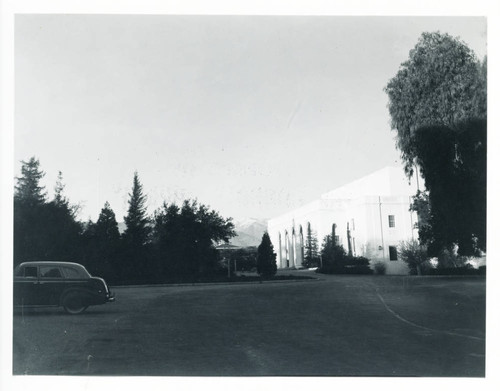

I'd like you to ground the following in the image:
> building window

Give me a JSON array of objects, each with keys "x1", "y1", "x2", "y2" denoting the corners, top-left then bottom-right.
[
  {"x1": 389, "y1": 246, "x2": 398, "y2": 261},
  {"x1": 388, "y1": 215, "x2": 395, "y2": 228}
]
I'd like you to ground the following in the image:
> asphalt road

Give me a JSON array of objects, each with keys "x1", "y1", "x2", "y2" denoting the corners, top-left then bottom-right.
[{"x1": 12, "y1": 272, "x2": 486, "y2": 376}]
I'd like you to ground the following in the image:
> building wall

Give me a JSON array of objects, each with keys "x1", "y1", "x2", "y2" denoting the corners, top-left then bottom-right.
[{"x1": 267, "y1": 167, "x2": 419, "y2": 275}]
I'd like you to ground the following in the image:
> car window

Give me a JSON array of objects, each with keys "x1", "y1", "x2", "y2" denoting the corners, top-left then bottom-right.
[
  {"x1": 24, "y1": 266, "x2": 38, "y2": 278},
  {"x1": 62, "y1": 266, "x2": 86, "y2": 279},
  {"x1": 40, "y1": 266, "x2": 63, "y2": 278}
]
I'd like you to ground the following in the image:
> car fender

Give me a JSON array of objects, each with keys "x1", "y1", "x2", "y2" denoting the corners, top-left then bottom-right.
[{"x1": 59, "y1": 288, "x2": 93, "y2": 307}]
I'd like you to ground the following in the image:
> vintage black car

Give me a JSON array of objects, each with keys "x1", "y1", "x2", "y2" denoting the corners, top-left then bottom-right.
[{"x1": 14, "y1": 261, "x2": 115, "y2": 314}]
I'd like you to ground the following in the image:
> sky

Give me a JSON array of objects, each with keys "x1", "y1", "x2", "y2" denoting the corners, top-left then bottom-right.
[{"x1": 14, "y1": 15, "x2": 487, "y2": 223}]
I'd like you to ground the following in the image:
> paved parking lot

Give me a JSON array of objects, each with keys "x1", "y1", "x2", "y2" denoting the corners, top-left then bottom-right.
[{"x1": 12, "y1": 272, "x2": 485, "y2": 376}]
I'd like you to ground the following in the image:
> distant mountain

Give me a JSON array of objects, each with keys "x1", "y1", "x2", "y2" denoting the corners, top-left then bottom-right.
[
  {"x1": 229, "y1": 218, "x2": 268, "y2": 247},
  {"x1": 116, "y1": 218, "x2": 268, "y2": 248},
  {"x1": 117, "y1": 222, "x2": 126, "y2": 234}
]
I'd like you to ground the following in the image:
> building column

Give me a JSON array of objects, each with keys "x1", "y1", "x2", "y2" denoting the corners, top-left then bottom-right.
[
  {"x1": 285, "y1": 230, "x2": 289, "y2": 268},
  {"x1": 297, "y1": 226, "x2": 304, "y2": 267},
  {"x1": 278, "y1": 232, "x2": 283, "y2": 268}
]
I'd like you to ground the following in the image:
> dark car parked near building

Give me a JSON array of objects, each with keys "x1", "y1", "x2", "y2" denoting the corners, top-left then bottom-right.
[{"x1": 14, "y1": 261, "x2": 115, "y2": 314}]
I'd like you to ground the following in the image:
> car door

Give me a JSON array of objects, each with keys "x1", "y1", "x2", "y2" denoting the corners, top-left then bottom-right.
[
  {"x1": 14, "y1": 265, "x2": 39, "y2": 306},
  {"x1": 38, "y1": 265, "x2": 66, "y2": 305}
]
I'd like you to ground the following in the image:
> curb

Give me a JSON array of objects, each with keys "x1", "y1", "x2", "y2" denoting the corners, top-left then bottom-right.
[{"x1": 109, "y1": 276, "x2": 320, "y2": 289}]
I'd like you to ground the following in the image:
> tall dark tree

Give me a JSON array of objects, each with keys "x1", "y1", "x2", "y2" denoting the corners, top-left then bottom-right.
[
  {"x1": 409, "y1": 190, "x2": 433, "y2": 245},
  {"x1": 384, "y1": 31, "x2": 487, "y2": 257},
  {"x1": 53, "y1": 171, "x2": 66, "y2": 207},
  {"x1": 45, "y1": 172, "x2": 83, "y2": 260},
  {"x1": 14, "y1": 159, "x2": 82, "y2": 265},
  {"x1": 304, "y1": 222, "x2": 319, "y2": 268},
  {"x1": 14, "y1": 158, "x2": 47, "y2": 264},
  {"x1": 123, "y1": 171, "x2": 151, "y2": 248},
  {"x1": 413, "y1": 120, "x2": 486, "y2": 256},
  {"x1": 256, "y1": 232, "x2": 277, "y2": 277},
  {"x1": 121, "y1": 171, "x2": 151, "y2": 281},
  {"x1": 384, "y1": 31, "x2": 486, "y2": 176},
  {"x1": 320, "y1": 234, "x2": 345, "y2": 272},
  {"x1": 95, "y1": 202, "x2": 121, "y2": 244},
  {"x1": 152, "y1": 200, "x2": 235, "y2": 280},
  {"x1": 14, "y1": 157, "x2": 47, "y2": 205},
  {"x1": 82, "y1": 202, "x2": 121, "y2": 281}
]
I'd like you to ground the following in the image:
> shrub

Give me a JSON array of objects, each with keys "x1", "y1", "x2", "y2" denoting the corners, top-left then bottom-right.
[
  {"x1": 427, "y1": 264, "x2": 485, "y2": 276},
  {"x1": 436, "y1": 247, "x2": 468, "y2": 268},
  {"x1": 317, "y1": 248, "x2": 373, "y2": 275},
  {"x1": 373, "y1": 262, "x2": 387, "y2": 275},
  {"x1": 398, "y1": 239, "x2": 431, "y2": 275},
  {"x1": 257, "y1": 232, "x2": 277, "y2": 277}
]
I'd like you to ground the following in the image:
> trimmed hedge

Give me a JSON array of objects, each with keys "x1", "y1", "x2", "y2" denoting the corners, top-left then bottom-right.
[
  {"x1": 426, "y1": 265, "x2": 486, "y2": 276},
  {"x1": 317, "y1": 255, "x2": 373, "y2": 275}
]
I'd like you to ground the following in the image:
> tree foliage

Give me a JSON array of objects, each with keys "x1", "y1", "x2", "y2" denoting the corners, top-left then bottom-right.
[
  {"x1": 13, "y1": 158, "x2": 239, "y2": 284},
  {"x1": 413, "y1": 119, "x2": 486, "y2": 256},
  {"x1": 14, "y1": 157, "x2": 47, "y2": 206},
  {"x1": 319, "y1": 234, "x2": 346, "y2": 271},
  {"x1": 398, "y1": 239, "x2": 431, "y2": 275},
  {"x1": 385, "y1": 31, "x2": 487, "y2": 257},
  {"x1": 228, "y1": 247, "x2": 258, "y2": 272},
  {"x1": 318, "y1": 235, "x2": 372, "y2": 275},
  {"x1": 256, "y1": 232, "x2": 277, "y2": 277},
  {"x1": 82, "y1": 202, "x2": 122, "y2": 282},
  {"x1": 384, "y1": 32, "x2": 486, "y2": 176},
  {"x1": 303, "y1": 222, "x2": 319, "y2": 268},
  {"x1": 152, "y1": 200, "x2": 236, "y2": 280},
  {"x1": 123, "y1": 171, "x2": 151, "y2": 248},
  {"x1": 14, "y1": 159, "x2": 82, "y2": 266}
]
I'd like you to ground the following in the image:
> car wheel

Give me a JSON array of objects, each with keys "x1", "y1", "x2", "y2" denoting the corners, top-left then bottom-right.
[{"x1": 63, "y1": 292, "x2": 89, "y2": 315}]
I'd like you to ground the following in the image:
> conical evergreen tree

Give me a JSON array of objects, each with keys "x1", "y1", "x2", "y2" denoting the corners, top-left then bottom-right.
[
  {"x1": 96, "y1": 202, "x2": 121, "y2": 243},
  {"x1": 304, "y1": 222, "x2": 319, "y2": 267},
  {"x1": 84, "y1": 201, "x2": 121, "y2": 280},
  {"x1": 122, "y1": 172, "x2": 151, "y2": 281},
  {"x1": 14, "y1": 157, "x2": 47, "y2": 206},
  {"x1": 14, "y1": 158, "x2": 82, "y2": 265},
  {"x1": 257, "y1": 232, "x2": 277, "y2": 277},
  {"x1": 123, "y1": 171, "x2": 150, "y2": 248}
]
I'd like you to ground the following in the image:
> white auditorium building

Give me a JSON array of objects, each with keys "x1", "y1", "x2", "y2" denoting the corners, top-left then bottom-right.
[{"x1": 267, "y1": 166, "x2": 420, "y2": 275}]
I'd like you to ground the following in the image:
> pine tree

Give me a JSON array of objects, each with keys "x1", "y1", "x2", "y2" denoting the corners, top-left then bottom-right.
[
  {"x1": 53, "y1": 171, "x2": 81, "y2": 217},
  {"x1": 257, "y1": 232, "x2": 277, "y2": 277},
  {"x1": 14, "y1": 157, "x2": 47, "y2": 206},
  {"x1": 304, "y1": 222, "x2": 319, "y2": 267},
  {"x1": 96, "y1": 202, "x2": 121, "y2": 243},
  {"x1": 14, "y1": 158, "x2": 82, "y2": 265},
  {"x1": 123, "y1": 171, "x2": 150, "y2": 248},
  {"x1": 85, "y1": 201, "x2": 121, "y2": 280},
  {"x1": 53, "y1": 171, "x2": 66, "y2": 206},
  {"x1": 122, "y1": 172, "x2": 151, "y2": 281}
]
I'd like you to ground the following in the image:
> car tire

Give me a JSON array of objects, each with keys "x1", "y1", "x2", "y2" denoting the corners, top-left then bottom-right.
[{"x1": 63, "y1": 292, "x2": 89, "y2": 315}]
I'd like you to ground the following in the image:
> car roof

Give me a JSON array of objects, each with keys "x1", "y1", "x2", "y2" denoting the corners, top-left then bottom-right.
[{"x1": 17, "y1": 261, "x2": 85, "y2": 268}]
